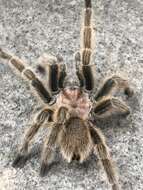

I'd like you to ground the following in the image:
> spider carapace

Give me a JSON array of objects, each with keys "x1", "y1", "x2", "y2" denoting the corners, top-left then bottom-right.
[
  {"x1": 57, "y1": 87, "x2": 92, "y2": 119},
  {"x1": 0, "y1": 0, "x2": 133, "y2": 190}
]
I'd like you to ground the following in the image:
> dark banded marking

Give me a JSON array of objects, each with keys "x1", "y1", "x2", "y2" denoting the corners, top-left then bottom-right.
[
  {"x1": 82, "y1": 65, "x2": 94, "y2": 91},
  {"x1": 31, "y1": 78, "x2": 52, "y2": 103},
  {"x1": 49, "y1": 64, "x2": 59, "y2": 92}
]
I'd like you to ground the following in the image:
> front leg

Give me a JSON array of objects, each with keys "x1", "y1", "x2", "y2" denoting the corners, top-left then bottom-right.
[
  {"x1": 0, "y1": 48, "x2": 52, "y2": 104},
  {"x1": 95, "y1": 75, "x2": 134, "y2": 101},
  {"x1": 93, "y1": 97, "x2": 130, "y2": 118},
  {"x1": 36, "y1": 53, "x2": 67, "y2": 93},
  {"x1": 75, "y1": 51, "x2": 95, "y2": 91},
  {"x1": 12, "y1": 108, "x2": 53, "y2": 168}
]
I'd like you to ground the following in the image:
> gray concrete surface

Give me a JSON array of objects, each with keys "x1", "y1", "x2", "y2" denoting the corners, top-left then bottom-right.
[{"x1": 0, "y1": 0, "x2": 143, "y2": 190}]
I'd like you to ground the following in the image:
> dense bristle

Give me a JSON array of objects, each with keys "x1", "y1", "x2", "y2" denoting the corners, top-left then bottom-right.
[
  {"x1": 83, "y1": 27, "x2": 92, "y2": 48},
  {"x1": 82, "y1": 48, "x2": 91, "y2": 65}
]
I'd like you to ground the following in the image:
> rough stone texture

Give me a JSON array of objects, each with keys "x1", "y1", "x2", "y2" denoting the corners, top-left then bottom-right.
[{"x1": 0, "y1": 0, "x2": 143, "y2": 190}]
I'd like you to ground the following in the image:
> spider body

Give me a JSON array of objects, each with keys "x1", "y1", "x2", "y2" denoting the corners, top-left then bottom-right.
[
  {"x1": 0, "y1": 0, "x2": 134, "y2": 189},
  {"x1": 54, "y1": 88, "x2": 93, "y2": 163}
]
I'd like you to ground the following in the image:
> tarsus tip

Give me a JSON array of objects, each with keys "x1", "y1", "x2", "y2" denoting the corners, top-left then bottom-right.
[{"x1": 0, "y1": 48, "x2": 12, "y2": 59}]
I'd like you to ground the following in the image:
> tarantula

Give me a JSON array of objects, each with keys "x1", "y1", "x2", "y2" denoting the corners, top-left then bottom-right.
[{"x1": 0, "y1": 0, "x2": 133, "y2": 189}]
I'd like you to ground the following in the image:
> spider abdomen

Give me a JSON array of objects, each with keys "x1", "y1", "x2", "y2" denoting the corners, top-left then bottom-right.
[{"x1": 58, "y1": 118, "x2": 93, "y2": 163}]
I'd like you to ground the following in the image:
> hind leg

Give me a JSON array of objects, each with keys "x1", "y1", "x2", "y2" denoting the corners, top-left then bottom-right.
[
  {"x1": 89, "y1": 122, "x2": 120, "y2": 190},
  {"x1": 40, "y1": 106, "x2": 69, "y2": 176},
  {"x1": 40, "y1": 123, "x2": 60, "y2": 177},
  {"x1": 12, "y1": 108, "x2": 53, "y2": 168}
]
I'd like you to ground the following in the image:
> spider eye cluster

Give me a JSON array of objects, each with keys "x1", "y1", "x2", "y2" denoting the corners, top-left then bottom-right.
[{"x1": 63, "y1": 76, "x2": 80, "y2": 89}]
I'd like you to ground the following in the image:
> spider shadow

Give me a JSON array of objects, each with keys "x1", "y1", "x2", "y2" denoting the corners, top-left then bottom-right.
[
  {"x1": 11, "y1": 141, "x2": 99, "y2": 176},
  {"x1": 11, "y1": 143, "x2": 61, "y2": 174}
]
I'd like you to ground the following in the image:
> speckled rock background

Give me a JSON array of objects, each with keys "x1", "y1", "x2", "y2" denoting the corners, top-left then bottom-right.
[{"x1": 0, "y1": 0, "x2": 143, "y2": 190}]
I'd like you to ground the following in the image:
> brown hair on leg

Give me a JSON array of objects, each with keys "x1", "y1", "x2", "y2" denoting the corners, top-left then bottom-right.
[{"x1": 89, "y1": 123, "x2": 120, "y2": 190}]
